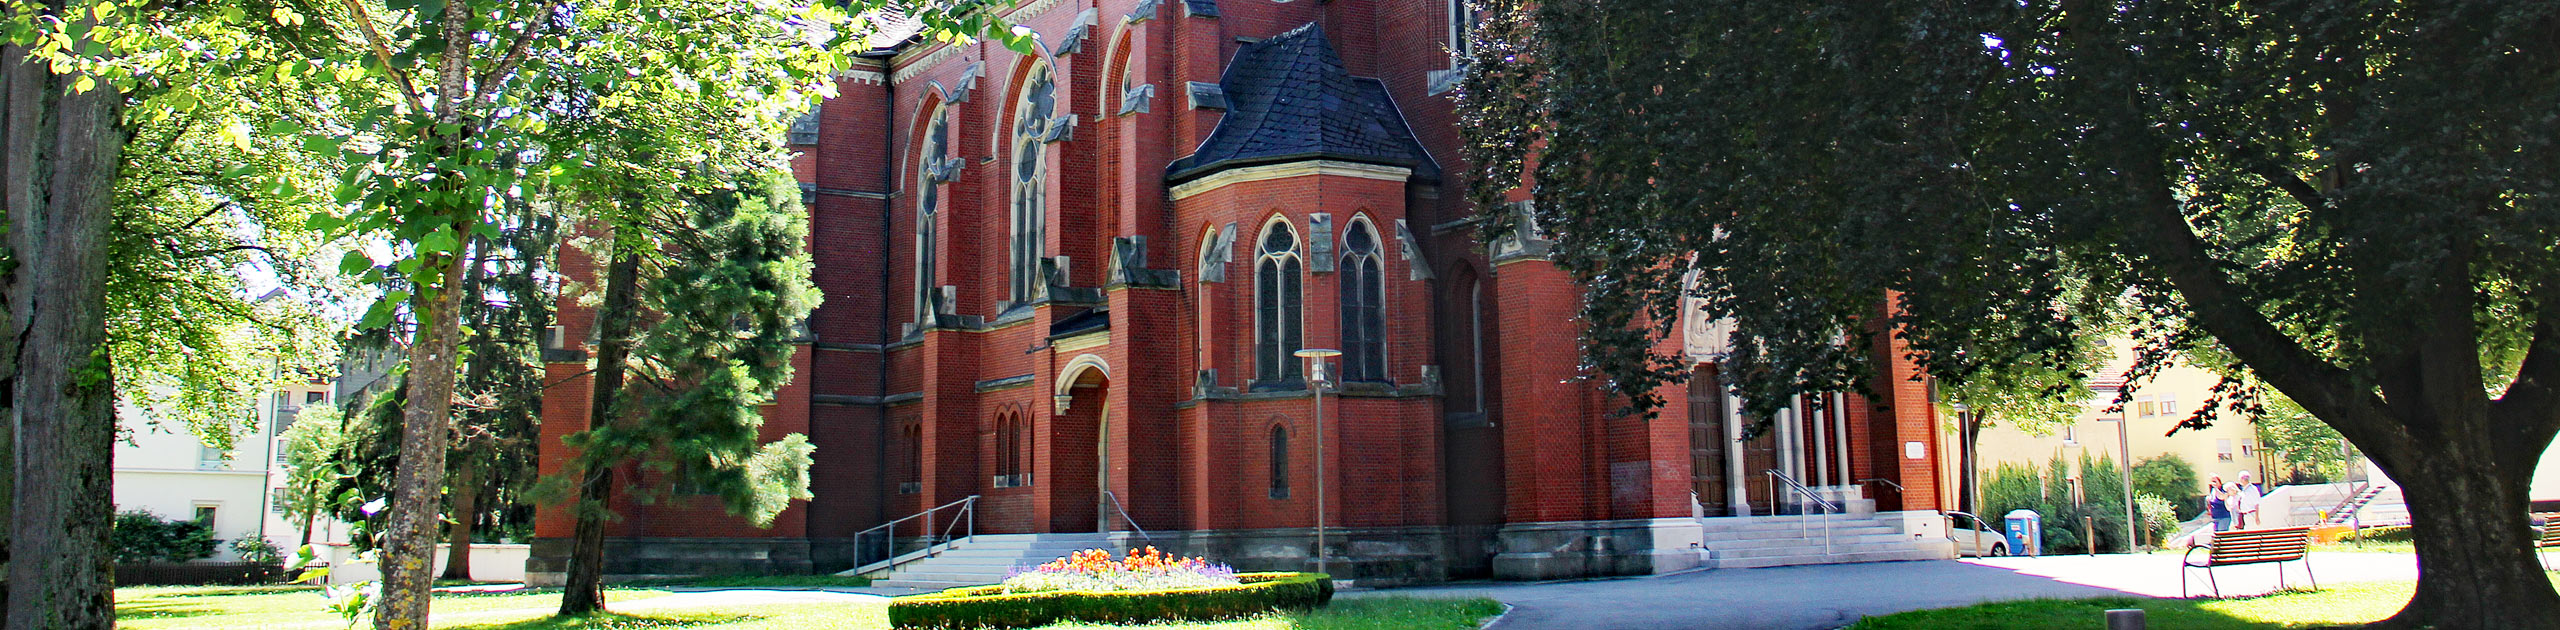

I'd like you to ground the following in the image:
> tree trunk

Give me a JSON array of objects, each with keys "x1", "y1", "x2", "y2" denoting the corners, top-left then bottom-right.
[
  {"x1": 559, "y1": 248, "x2": 642, "y2": 617},
  {"x1": 0, "y1": 32, "x2": 42, "y2": 617},
  {"x1": 373, "y1": 239, "x2": 474, "y2": 630},
  {"x1": 6, "y1": 31, "x2": 123, "y2": 629},
  {"x1": 439, "y1": 464, "x2": 479, "y2": 581},
  {"x1": 2366, "y1": 433, "x2": 2560, "y2": 629}
]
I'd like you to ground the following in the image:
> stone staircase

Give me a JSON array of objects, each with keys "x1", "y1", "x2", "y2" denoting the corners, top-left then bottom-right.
[
  {"x1": 1699, "y1": 513, "x2": 1953, "y2": 569},
  {"x1": 860, "y1": 533, "x2": 1112, "y2": 590}
]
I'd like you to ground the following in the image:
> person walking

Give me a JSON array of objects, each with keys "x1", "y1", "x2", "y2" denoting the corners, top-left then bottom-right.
[
  {"x1": 2234, "y1": 471, "x2": 2264, "y2": 530},
  {"x1": 2206, "y1": 475, "x2": 2234, "y2": 532}
]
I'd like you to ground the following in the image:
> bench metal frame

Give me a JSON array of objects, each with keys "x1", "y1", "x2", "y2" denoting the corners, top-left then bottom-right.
[{"x1": 2181, "y1": 526, "x2": 2315, "y2": 598}]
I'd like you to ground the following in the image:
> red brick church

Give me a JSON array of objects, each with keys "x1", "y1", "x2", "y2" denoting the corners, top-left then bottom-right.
[{"x1": 529, "y1": 0, "x2": 1954, "y2": 586}]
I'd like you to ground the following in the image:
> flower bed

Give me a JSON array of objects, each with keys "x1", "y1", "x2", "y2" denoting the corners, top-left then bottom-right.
[{"x1": 887, "y1": 548, "x2": 1331, "y2": 629}]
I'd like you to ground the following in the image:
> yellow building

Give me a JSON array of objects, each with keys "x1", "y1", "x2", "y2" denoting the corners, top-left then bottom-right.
[{"x1": 1965, "y1": 341, "x2": 2270, "y2": 502}]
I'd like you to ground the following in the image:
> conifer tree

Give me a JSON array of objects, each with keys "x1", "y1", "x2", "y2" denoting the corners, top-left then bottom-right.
[{"x1": 557, "y1": 169, "x2": 819, "y2": 615}]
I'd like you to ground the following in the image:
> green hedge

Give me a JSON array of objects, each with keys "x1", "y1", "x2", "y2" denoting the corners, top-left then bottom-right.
[{"x1": 886, "y1": 572, "x2": 1333, "y2": 629}]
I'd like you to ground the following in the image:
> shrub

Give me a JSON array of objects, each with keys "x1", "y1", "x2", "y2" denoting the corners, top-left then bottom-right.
[
  {"x1": 1002, "y1": 548, "x2": 1237, "y2": 594},
  {"x1": 2134, "y1": 493, "x2": 2180, "y2": 547},
  {"x1": 2130, "y1": 454, "x2": 2203, "y2": 520},
  {"x1": 111, "y1": 510, "x2": 221, "y2": 564},
  {"x1": 230, "y1": 538, "x2": 285, "y2": 566},
  {"x1": 2355, "y1": 525, "x2": 2413, "y2": 543},
  {"x1": 888, "y1": 572, "x2": 1333, "y2": 629}
]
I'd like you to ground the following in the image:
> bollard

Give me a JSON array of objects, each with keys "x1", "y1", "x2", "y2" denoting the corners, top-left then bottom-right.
[{"x1": 2104, "y1": 609, "x2": 2146, "y2": 630}]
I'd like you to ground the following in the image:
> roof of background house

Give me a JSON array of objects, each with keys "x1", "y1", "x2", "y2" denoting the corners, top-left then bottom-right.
[{"x1": 1165, "y1": 22, "x2": 1439, "y2": 184}]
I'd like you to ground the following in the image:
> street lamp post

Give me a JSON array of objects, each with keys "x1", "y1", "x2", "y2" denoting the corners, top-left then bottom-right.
[{"x1": 1294, "y1": 347, "x2": 1341, "y2": 578}]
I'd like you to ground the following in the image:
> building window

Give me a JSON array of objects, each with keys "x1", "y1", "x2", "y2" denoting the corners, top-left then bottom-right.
[
  {"x1": 1339, "y1": 219, "x2": 1387, "y2": 382},
  {"x1": 917, "y1": 106, "x2": 951, "y2": 325},
  {"x1": 1449, "y1": 0, "x2": 1480, "y2": 58},
  {"x1": 993, "y1": 410, "x2": 1033, "y2": 488},
  {"x1": 898, "y1": 424, "x2": 924, "y2": 495},
  {"x1": 1269, "y1": 424, "x2": 1290, "y2": 499},
  {"x1": 198, "y1": 442, "x2": 228, "y2": 470},
  {"x1": 2217, "y1": 438, "x2": 2235, "y2": 462},
  {"x1": 193, "y1": 505, "x2": 218, "y2": 526},
  {"x1": 2160, "y1": 395, "x2": 2179, "y2": 418},
  {"x1": 305, "y1": 391, "x2": 325, "y2": 404},
  {"x1": 1255, "y1": 220, "x2": 1304, "y2": 385},
  {"x1": 1010, "y1": 65, "x2": 1058, "y2": 305}
]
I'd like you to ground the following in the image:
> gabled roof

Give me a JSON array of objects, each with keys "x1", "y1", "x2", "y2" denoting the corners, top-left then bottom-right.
[{"x1": 1165, "y1": 22, "x2": 1439, "y2": 185}]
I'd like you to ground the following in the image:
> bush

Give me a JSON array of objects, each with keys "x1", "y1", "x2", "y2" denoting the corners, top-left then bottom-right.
[
  {"x1": 2355, "y1": 525, "x2": 2413, "y2": 543},
  {"x1": 112, "y1": 510, "x2": 221, "y2": 564},
  {"x1": 887, "y1": 572, "x2": 1333, "y2": 629},
  {"x1": 2134, "y1": 493, "x2": 2181, "y2": 547},
  {"x1": 1976, "y1": 455, "x2": 2138, "y2": 554},
  {"x1": 230, "y1": 538, "x2": 285, "y2": 566},
  {"x1": 2130, "y1": 454, "x2": 2203, "y2": 520}
]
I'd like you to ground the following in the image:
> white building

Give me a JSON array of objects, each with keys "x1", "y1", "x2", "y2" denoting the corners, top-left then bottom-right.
[{"x1": 112, "y1": 380, "x2": 338, "y2": 562}]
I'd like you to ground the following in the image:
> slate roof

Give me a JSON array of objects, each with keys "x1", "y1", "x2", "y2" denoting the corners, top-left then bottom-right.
[{"x1": 1165, "y1": 22, "x2": 1440, "y2": 184}]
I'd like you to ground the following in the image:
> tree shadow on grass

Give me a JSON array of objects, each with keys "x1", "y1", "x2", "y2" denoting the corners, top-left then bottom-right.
[
  {"x1": 446, "y1": 611, "x2": 768, "y2": 630},
  {"x1": 1847, "y1": 591, "x2": 2384, "y2": 630},
  {"x1": 111, "y1": 600, "x2": 223, "y2": 622}
]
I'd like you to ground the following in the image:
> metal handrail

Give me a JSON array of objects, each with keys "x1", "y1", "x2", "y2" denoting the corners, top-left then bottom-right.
[
  {"x1": 1103, "y1": 490, "x2": 1153, "y2": 542},
  {"x1": 2323, "y1": 480, "x2": 2372, "y2": 524},
  {"x1": 1857, "y1": 478, "x2": 1905, "y2": 494},
  {"x1": 850, "y1": 495, "x2": 978, "y2": 576},
  {"x1": 1766, "y1": 469, "x2": 1838, "y2": 556}
]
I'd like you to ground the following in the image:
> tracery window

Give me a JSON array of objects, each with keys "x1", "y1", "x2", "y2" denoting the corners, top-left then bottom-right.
[
  {"x1": 1255, "y1": 221, "x2": 1304, "y2": 384},
  {"x1": 1339, "y1": 219, "x2": 1387, "y2": 382},
  {"x1": 1010, "y1": 66, "x2": 1058, "y2": 305},
  {"x1": 915, "y1": 107, "x2": 950, "y2": 325}
]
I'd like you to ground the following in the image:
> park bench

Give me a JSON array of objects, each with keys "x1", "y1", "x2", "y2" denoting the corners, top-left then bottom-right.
[
  {"x1": 2534, "y1": 514, "x2": 2560, "y2": 570},
  {"x1": 2181, "y1": 526, "x2": 2314, "y2": 598}
]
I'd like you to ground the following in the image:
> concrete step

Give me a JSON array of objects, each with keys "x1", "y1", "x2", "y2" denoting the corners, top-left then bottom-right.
[
  {"x1": 871, "y1": 578, "x2": 988, "y2": 590},
  {"x1": 1703, "y1": 533, "x2": 1918, "y2": 550},
  {"x1": 1707, "y1": 548, "x2": 1949, "y2": 569},
  {"x1": 1701, "y1": 526, "x2": 1900, "y2": 541},
  {"x1": 1711, "y1": 542, "x2": 1928, "y2": 560}
]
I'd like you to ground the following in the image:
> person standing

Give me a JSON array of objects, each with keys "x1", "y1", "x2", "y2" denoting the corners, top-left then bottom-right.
[
  {"x1": 2234, "y1": 471, "x2": 2264, "y2": 530},
  {"x1": 2206, "y1": 475, "x2": 2234, "y2": 532}
]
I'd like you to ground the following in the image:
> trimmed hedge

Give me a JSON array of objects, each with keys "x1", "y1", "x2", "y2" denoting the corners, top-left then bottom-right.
[{"x1": 886, "y1": 571, "x2": 1333, "y2": 629}]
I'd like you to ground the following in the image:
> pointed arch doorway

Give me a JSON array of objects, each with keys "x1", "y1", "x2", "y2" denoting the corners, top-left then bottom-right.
[{"x1": 1053, "y1": 357, "x2": 1110, "y2": 533}]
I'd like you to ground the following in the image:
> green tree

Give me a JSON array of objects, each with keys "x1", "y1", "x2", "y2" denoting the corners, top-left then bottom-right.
[
  {"x1": 277, "y1": 404, "x2": 350, "y2": 547},
  {"x1": 1461, "y1": 1, "x2": 2560, "y2": 625},
  {"x1": 2259, "y1": 393, "x2": 2351, "y2": 483},
  {"x1": 2129, "y1": 454, "x2": 2203, "y2": 521},
  {"x1": 556, "y1": 169, "x2": 820, "y2": 615}
]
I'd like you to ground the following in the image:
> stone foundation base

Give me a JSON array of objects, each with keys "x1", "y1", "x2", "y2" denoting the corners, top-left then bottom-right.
[
  {"x1": 523, "y1": 537, "x2": 830, "y2": 586},
  {"x1": 1101, "y1": 526, "x2": 1459, "y2": 587},
  {"x1": 1490, "y1": 518, "x2": 1707, "y2": 580}
]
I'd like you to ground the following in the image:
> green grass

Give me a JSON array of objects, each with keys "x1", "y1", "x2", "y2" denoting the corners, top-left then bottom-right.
[
  {"x1": 617, "y1": 575, "x2": 874, "y2": 589},
  {"x1": 115, "y1": 585, "x2": 1496, "y2": 630},
  {"x1": 114, "y1": 584, "x2": 675, "y2": 629},
  {"x1": 1846, "y1": 575, "x2": 2560, "y2": 629},
  {"x1": 449, "y1": 597, "x2": 1500, "y2": 630}
]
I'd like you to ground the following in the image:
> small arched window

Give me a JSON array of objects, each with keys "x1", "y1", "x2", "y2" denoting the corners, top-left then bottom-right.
[
  {"x1": 1010, "y1": 65, "x2": 1058, "y2": 305},
  {"x1": 1339, "y1": 219, "x2": 1387, "y2": 382},
  {"x1": 1255, "y1": 221, "x2": 1304, "y2": 384},
  {"x1": 1269, "y1": 424, "x2": 1291, "y2": 499}
]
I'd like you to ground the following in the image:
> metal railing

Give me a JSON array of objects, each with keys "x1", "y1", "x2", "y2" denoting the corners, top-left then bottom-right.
[
  {"x1": 1857, "y1": 478, "x2": 1905, "y2": 494},
  {"x1": 1103, "y1": 490, "x2": 1153, "y2": 543},
  {"x1": 1766, "y1": 469, "x2": 1839, "y2": 555},
  {"x1": 851, "y1": 495, "x2": 978, "y2": 576}
]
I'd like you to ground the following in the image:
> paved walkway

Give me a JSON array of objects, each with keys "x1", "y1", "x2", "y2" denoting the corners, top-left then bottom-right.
[{"x1": 1353, "y1": 552, "x2": 2419, "y2": 630}]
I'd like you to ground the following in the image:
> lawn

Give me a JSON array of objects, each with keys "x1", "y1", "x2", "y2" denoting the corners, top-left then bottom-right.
[
  {"x1": 116, "y1": 584, "x2": 679, "y2": 630},
  {"x1": 1846, "y1": 574, "x2": 2560, "y2": 629},
  {"x1": 114, "y1": 585, "x2": 1500, "y2": 630}
]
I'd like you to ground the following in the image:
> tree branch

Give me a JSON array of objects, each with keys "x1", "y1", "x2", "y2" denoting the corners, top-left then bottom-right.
[
  {"x1": 333, "y1": 0, "x2": 429, "y2": 113},
  {"x1": 474, "y1": 0, "x2": 571, "y2": 103}
]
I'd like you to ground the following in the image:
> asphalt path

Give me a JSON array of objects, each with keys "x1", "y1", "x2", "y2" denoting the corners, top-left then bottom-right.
[{"x1": 1346, "y1": 552, "x2": 2420, "y2": 630}]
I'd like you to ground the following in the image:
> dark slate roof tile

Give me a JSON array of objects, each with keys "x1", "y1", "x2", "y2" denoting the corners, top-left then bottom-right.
[{"x1": 1165, "y1": 22, "x2": 1439, "y2": 184}]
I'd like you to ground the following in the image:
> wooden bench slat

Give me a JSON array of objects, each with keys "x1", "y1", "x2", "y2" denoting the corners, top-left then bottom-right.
[{"x1": 2200, "y1": 528, "x2": 2310, "y2": 567}]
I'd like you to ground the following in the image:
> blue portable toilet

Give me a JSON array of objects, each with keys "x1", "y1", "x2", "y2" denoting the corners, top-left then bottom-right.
[{"x1": 2005, "y1": 509, "x2": 2043, "y2": 557}]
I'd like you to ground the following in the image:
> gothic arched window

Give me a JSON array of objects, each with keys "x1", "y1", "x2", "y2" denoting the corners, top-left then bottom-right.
[
  {"x1": 1010, "y1": 65, "x2": 1058, "y2": 305},
  {"x1": 1255, "y1": 221, "x2": 1304, "y2": 384},
  {"x1": 1339, "y1": 219, "x2": 1387, "y2": 382},
  {"x1": 1269, "y1": 424, "x2": 1291, "y2": 499},
  {"x1": 915, "y1": 106, "x2": 950, "y2": 325}
]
